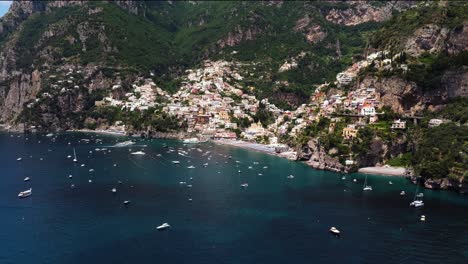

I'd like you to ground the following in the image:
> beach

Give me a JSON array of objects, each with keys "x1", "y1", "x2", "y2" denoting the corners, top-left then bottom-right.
[
  {"x1": 212, "y1": 139, "x2": 279, "y2": 156},
  {"x1": 68, "y1": 129, "x2": 127, "y2": 136},
  {"x1": 358, "y1": 166, "x2": 407, "y2": 176}
]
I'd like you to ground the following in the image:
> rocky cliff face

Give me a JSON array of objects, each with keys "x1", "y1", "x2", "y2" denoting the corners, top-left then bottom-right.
[
  {"x1": 326, "y1": 1, "x2": 413, "y2": 26},
  {"x1": 299, "y1": 139, "x2": 347, "y2": 173}
]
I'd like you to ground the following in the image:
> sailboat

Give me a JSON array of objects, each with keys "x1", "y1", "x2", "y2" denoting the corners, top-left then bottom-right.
[
  {"x1": 362, "y1": 175, "x2": 372, "y2": 191},
  {"x1": 73, "y1": 148, "x2": 78, "y2": 162},
  {"x1": 410, "y1": 178, "x2": 424, "y2": 207}
]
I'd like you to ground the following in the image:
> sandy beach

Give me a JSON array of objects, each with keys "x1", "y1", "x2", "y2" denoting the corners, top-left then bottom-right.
[
  {"x1": 212, "y1": 139, "x2": 278, "y2": 156},
  {"x1": 358, "y1": 166, "x2": 407, "y2": 176}
]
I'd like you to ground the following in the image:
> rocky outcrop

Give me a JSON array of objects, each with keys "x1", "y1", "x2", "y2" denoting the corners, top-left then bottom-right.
[
  {"x1": 217, "y1": 25, "x2": 262, "y2": 48},
  {"x1": 293, "y1": 16, "x2": 326, "y2": 44},
  {"x1": 446, "y1": 22, "x2": 468, "y2": 55},
  {"x1": 301, "y1": 139, "x2": 347, "y2": 173},
  {"x1": 405, "y1": 24, "x2": 450, "y2": 57},
  {"x1": 420, "y1": 177, "x2": 468, "y2": 194},
  {"x1": 357, "y1": 76, "x2": 422, "y2": 114},
  {"x1": 326, "y1": 1, "x2": 412, "y2": 26}
]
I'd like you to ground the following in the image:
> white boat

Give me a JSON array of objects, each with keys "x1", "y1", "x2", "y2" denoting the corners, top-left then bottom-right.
[
  {"x1": 156, "y1": 223, "x2": 171, "y2": 230},
  {"x1": 111, "y1": 188, "x2": 117, "y2": 193},
  {"x1": 179, "y1": 181, "x2": 187, "y2": 185},
  {"x1": 400, "y1": 191, "x2": 406, "y2": 196},
  {"x1": 172, "y1": 161, "x2": 180, "y2": 164},
  {"x1": 353, "y1": 179, "x2": 357, "y2": 182},
  {"x1": 389, "y1": 181, "x2": 393, "y2": 185},
  {"x1": 24, "y1": 177, "x2": 30, "y2": 182},
  {"x1": 203, "y1": 163, "x2": 208, "y2": 167},
  {"x1": 123, "y1": 200, "x2": 130, "y2": 205},
  {"x1": 17, "y1": 157, "x2": 22, "y2": 161},
  {"x1": 420, "y1": 215, "x2": 426, "y2": 221},
  {"x1": 73, "y1": 148, "x2": 78, "y2": 162},
  {"x1": 410, "y1": 200, "x2": 424, "y2": 207},
  {"x1": 183, "y1": 138, "x2": 199, "y2": 144},
  {"x1": 46, "y1": 133, "x2": 54, "y2": 137},
  {"x1": 287, "y1": 175, "x2": 295, "y2": 179},
  {"x1": 18, "y1": 188, "x2": 32, "y2": 198},
  {"x1": 114, "y1": 141, "x2": 135, "y2": 147},
  {"x1": 131, "y1": 151, "x2": 146, "y2": 155},
  {"x1": 240, "y1": 183, "x2": 249, "y2": 188},
  {"x1": 67, "y1": 155, "x2": 72, "y2": 159},
  {"x1": 341, "y1": 176, "x2": 346, "y2": 180},
  {"x1": 329, "y1": 227, "x2": 340, "y2": 235},
  {"x1": 187, "y1": 165, "x2": 195, "y2": 169}
]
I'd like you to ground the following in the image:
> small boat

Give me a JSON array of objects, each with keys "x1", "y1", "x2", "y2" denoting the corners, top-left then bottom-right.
[
  {"x1": 263, "y1": 166, "x2": 268, "y2": 169},
  {"x1": 287, "y1": 175, "x2": 294, "y2": 179},
  {"x1": 17, "y1": 157, "x2": 22, "y2": 161},
  {"x1": 353, "y1": 179, "x2": 357, "y2": 182},
  {"x1": 123, "y1": 200, "x2": 130, "y2": 205},
  {"x1": 81, "y1": 164, "x2": 85, "y2": 167},
  {"x1": 24, "y1": 177, "x2": 30, "y2": 182},
  {"x1": 89, "y1": 169, "x2": 94, "y2": 172},
  {"x1": 188, "y1": 198, "x2": 193, "y2": 201},
  {"x1": 156, "y1": 223, "x2": 171, "y2": 230},
  {"x1": 111, "y1": 188, "x2": 117, "y2": 193},
  {"x1": 70, "y1": 184, "x2": 75, "y2": 188},
  {"x1": 131, "y1": 151, "x2": 146, "y2": 155},
  {"x1": 400, "y1": 191, "x2": 406, "y2": 196},
  {"x1": 172, "y1": 161, "x2": 180, "y2": 164},
  {"x1": 187, "y1": 165, "x2": 195, "y2": 169},
  {"x1": 341, "y1": 176, "x2": 346, "y2": 180},
  {"x1": 179, "y1": 181, "x2": 187, "y2": 185},
  {"x1": 46, "y1": 133, "x2": 54, "y2": 137},
  {"x1": 18, "y1": 188, "x2": 32, "y2": 198},
  {"x1": 329, "y1": 227, "x2": 340, "y2": 235},
  {"x1": 67, "y1": 155, "x2": 72, "y2": 159},
  {"x1": 240, "y1": 183, "x2": 249, "y2": 188},
  {"x1": 420, "y1": 215, "x2": 426, "y2": 221},
  {"x1": 248, "y1": 166, "x2": 253, "y2": 169},
  {"x1": 187, "y1": 184, "x2": 192, "y2": 188},
  {"x1": 88, "y1": 179, "x2": 92, "y2": 183},
  {"x1": 258, "y1": 173, "x2": 263, "y2": 176},
  {"x1": 389, "y1": 181, "x2": 393, "y2": 185},
  {"x1": 203, "y1": 163, "x2": 208, "y2": 167}
]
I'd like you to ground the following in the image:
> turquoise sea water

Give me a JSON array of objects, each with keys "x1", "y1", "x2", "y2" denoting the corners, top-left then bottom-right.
[{"x1": 0, "y1": 132, "x2": 467, "y2": 264}]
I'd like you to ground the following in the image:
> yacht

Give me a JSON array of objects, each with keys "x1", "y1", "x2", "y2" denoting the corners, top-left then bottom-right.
[
  {"x1": 410, "y1": 200, "x2": 424, "y2": 207},
  {"x1": 187, "y1": 165, "x2": 195, "y2": 169},
  {"x1": 24, "y1": 177, "x2": 30, "y2": 182},
  {"x1": 172, "y1": 161, "x2": 180, "y2": 164},
  {"x1": 18, "y1": 188, "x2": 32, "y2": 198},
  {"x1": 329, "y1": 227, "x2": 340, "y2": 235},
  {"x1": 156, "y1": 223, "x2": 171, "y2": 230},
  {"x1": 17, "y1": 157, "x2": 22, "y2": 161},
  {"x1": 410, "y1": 178, "x2": 424, "y2": 207},
  {"x1": 240, "y1": 183, "x2": 249, "y2": 188},
  {"x1": 111, "y1": 188, "x2": 117, "y2": 193}
]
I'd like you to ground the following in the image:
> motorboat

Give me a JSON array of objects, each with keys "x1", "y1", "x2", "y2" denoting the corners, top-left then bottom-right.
[
  {"x1": 69, "y1": 175, "x2": 73, "y2": 179},
  {"x1": 179, "y1": 181, "x2": 187, "y2": 185},
  {"x1": 353, "y1": 179, "x2": 357, "y2": 182},
  {"x1": 363, "y1": 186, "x2": 373, "y2": 191},
  {"x1": 329, "y1": 227, "x2": 340, "y2": 235},
  {"x1": 287, "y1": 175, "x2": 295, "y2": 179},
  {"x1": 131, "y1": 151, "x2": 146, "y2": 155},
  {"x1": 240, "y1": 183, "x2": 249, "y2": 188},
  {"x1": 24, "y1": 177, "x2": 30, "y2": 182},
  {"x1": 17, "y1": 157, "x2": 22, "y2": 161},
  {"x1": 112, "y1": 188, "x2": 117, "y2": 193},
  {"x1": 172, "y1": 161, "x2": 180, "y2": 164},
  {"x1": 46, "y1": 133, "x2": 54, "y2": 137},
  {"x1": 156, "y1": 223, "x2": 171, "y2": 230},
  {"x1": 420, "y1": 215, "x2": 426, "y2": 221},
  {"x1": 389, "y1": 181, "x2": 393, "y2": 185},
  {"x1": 400, "y1": 191, "x2": 406, "y2": 196},
  {"x1": 123, "y1": 200, "x2": 130, "y2": 205},
  {"x1": 203, "y1": 163, "x2": 208, "y2": 167},
  {"x1": 18, "y1": 188, "x2": 32, "y2": 198},
  {"x1": 341, "y1": 176, "x2": 346, "y2": 180},
  {"x1": 187, "y1": 165, "x2": 195, "y2": 169}
]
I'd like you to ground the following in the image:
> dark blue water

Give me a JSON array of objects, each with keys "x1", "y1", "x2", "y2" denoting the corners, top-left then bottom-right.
[{"x1": 0, "y1": 132, "x2": 467, "y2": 264}]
